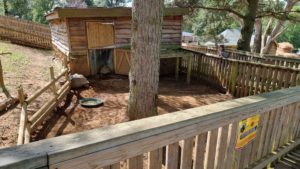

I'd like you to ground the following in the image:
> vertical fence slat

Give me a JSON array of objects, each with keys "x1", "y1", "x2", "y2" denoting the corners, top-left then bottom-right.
[
  {"x1": 216, "y1": 125, "x2": 229, "y2": 169},
  {"x1": 193, "y1": 132, "x2": 208, "y2": 169},
  {"x1": 127, "y1": 155, "x2": 143, "y2": 169},
  {"x1": 180, "y1": 137, "x2": 193, "y2": 169},
  {"x1": 148, "y1": 148, "x2": 162, "y2": 169},
  {"x1": 166, "y1": 142, "x2": 179, "y2": 169},
  {"x1": 207, "y1": 128, "x2": 219, "y2": 169}
]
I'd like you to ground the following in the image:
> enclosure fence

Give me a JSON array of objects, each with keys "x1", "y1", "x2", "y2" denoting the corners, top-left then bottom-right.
[
  {"x1": 184, "y1": 45, "x2": 300, "y2": 69},
  {"x1": 1, "y1": 87, "x2": 300, "y2": 169},
  {"x1": 182, "y1": 47, "x2": 300, "y2": 98},
  {"x1": 0, "y1": 15, "x2": 52, "y2": 49},
  {"x1": 17, "y1": 59, "x2": 70, "y2": 145}
]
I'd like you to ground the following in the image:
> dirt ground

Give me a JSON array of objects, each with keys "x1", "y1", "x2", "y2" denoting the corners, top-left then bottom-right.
[
  {"x1": 0, "y1": 40, "x2": 233, "y2": 148},
  {"x1": 32, "y1": 76, "x2": 233, "y2": 141},
  {"x1": 0, "y1": 40, "x2": 61, "y2": 148}
]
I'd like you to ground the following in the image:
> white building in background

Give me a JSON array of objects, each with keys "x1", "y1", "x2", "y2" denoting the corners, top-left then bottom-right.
[
  {"x1": 182, "y1": 32, "x2": 199, "y2": 44},
  {"x1": 204, "y1": 28, "x2": 254, "y2": 47}
]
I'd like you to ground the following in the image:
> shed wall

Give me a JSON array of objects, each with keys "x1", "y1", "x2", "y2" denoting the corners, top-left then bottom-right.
[
  {"x1": 115, "y1": 16, "x2": 182, "y2": 45},
  {"x1": 50, "y1": 16, "x2": 183, "y2": 76},
  {"x1": 50, "y1": 19, "x2": 69, "y2": 54}
]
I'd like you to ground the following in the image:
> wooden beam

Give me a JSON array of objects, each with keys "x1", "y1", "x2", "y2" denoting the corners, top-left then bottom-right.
[{"x1": 46, "y1": 7, "x2": 189, "y2": 21}]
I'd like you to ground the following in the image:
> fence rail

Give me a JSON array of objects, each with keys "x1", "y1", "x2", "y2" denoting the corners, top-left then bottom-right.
[
  {"x1": 17, "y1": 60, "x2": 70, "y2": 145},
  {"x1": 182, "y1": 48, "x2": 300, "y2": 98},
  {"x1": 1, "y1": 86, "x2": 300, "y2": 169},
  {"x1": 0, "y1": 15, "x2": 52, "y2": 49},
  {"x1": 184, "y1": 45, "x2": 300, "y2": 69}
]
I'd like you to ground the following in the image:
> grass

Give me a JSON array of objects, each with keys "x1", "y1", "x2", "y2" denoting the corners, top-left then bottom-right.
[{"x1": 0, "y1": 41, "x2": 29, "y2": 72}]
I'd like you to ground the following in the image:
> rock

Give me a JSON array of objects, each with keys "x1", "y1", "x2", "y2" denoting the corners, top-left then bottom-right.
[
  {"x1": 70, "y1": 74, "x2": 89, "y2": 89},
  {"x1": 100, "y1": 66, "x2": 112, "y2": 75}
]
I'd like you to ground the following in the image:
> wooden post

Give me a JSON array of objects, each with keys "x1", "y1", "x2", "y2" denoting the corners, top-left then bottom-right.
[
  {"x1": 50, "y1": 67, "x2": 58, "y2": 99},
  {"x1": 0, "y1": 59, "x2": 4, "y2": 89},
  {"x1": 17, "y1": 86, "x2": 26, "y2": 145},
  {"x1": 187, "y1": 55, "x2": 192, "y2": 84},
  {"x1": 230, "y1": 62, "x2": 238, "y2": 95},
  {"x1": 0, "y1": 58, "x2": 11, "y2": 98},
  {"x1": 175, "y1": 57, "x2": 180, "y2": 81},
  {"x1": 296, "y1": 72, "x2": 300, "y2": 86},
  {"x1": 63, "y1": 56, "x2": 69, "y2": 82}
]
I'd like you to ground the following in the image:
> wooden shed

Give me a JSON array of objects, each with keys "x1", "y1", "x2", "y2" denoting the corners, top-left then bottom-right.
[{"x1": 46, "y1": 7, "x2": 188, "y2": 76}]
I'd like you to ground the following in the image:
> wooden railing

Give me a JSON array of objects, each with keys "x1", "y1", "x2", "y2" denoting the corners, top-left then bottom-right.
[
  {"x1": 17, "y1": 61, "x2": 70, "y2": 145},
  {"x1": 0, "y1": 15, "x2": 51, "y2": 49},
  {"x1": 182, "y1": 48, "x2": 300, "y2": 98},
  {"x1": 1, "y1": 87, "x2": 300, "y2": 169},
  {"x1": 184, "y1": 45, "x2": 300, "y2": 69}
]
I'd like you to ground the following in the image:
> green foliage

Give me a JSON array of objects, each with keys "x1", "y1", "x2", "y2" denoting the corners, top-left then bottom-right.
[
  {"x1": 32, "y1": 0, "x2": 54, "y2": 24},
  {"x1": 278, "y1": 24, "x2": 300, "y2": 48},
  {"x1": 7, "y1": 0, "x2": 32, "y2": 19},
  {"x1": 93, "y1": 0, "x2": 131, "y2": 7},
  {"x1": 183, "y1": 9, "x2": 239, "y2": 42}
]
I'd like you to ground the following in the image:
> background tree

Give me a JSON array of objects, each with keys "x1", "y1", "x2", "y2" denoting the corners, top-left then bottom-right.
[
  {"x1": 31, "y1": 0, "x2": 54, "y2": 24},
  {"x1": 128, "y1": 0, "x2": 164, "y2": 120},
  {"x1": 174, "y1": 0, "x2": 300, "y2": 53},
  {"x1": 6, "y1": 0, "x2": 32, "y2": 19},
  {"x1": 93, "y1": 0, "x2": 130, "y2": 7}
]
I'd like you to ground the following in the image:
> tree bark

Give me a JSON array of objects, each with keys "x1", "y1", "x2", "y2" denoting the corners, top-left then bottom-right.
[
  {"x1": 3, "y1": 0, "x2": 8, "y2": 15},
  {"x1": 253, "y1": 19, "x2": 262, "y2": 53},
  {"x1": 262, "y1": 0, "x2": 297, "y2": 54},
  {"x1": 128, "y1": 0, "x2": 164, "y2": 120},
  {"x1": 237, "y1": 0, "x2": 259, "y2": 51}
]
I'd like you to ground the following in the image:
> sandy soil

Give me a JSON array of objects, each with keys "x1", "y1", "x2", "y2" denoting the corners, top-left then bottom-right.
[
  {"x1": 32, "y1": 76, "x2": 233, "y2": 141},
  {"x1": 0, "y1": 40, "x2": 60, "y2": 148},
  {"x1": 0, "y1": 40, "x2": 233, "y2": 148}
]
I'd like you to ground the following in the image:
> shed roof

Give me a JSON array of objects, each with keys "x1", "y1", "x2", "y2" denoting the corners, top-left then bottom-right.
[{"x1": 46, "y1": 7, "x2": 189, "y2": 21}]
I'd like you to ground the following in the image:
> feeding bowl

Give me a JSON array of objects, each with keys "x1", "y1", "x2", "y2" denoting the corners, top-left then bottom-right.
[{"x1": 79, "y1": 98, "x2": 104, "y2": 108}]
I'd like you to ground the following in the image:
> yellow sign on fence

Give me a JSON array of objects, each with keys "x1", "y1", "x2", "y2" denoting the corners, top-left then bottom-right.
[{"x1": 236, "y1": 115, "x2": 260, "y2": 149}]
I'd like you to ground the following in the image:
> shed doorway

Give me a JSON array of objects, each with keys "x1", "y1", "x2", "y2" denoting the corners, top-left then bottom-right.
[{"x1": 89, "y1": 49, "x2": 113, "y2": 76}]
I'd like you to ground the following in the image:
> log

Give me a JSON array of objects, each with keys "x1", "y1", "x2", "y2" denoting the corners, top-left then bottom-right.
[{"x1": 0, "y1": 97, "x2": 18, "y2": 112}]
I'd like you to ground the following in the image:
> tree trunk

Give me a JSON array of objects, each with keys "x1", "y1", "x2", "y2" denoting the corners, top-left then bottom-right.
[
  {"x1": 262, "y1": 0, "x2": 297, "y2": 54},
  {"x1": 237, "y1": 0, "x2": 259, "y2": 51},
  {"x1": 3, "y1": 0, "x2": 8, "y2": 15},
  {"x1": 128, "y1": 0, "x2": 164, "y2": 120},
  {"x1": 253, "y1": 19, "x2": 262, "y2": 53}
]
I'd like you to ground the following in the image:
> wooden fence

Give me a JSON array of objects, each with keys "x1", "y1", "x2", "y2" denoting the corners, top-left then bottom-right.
[
  {"x1": 0, "y1": 15, "x2": 52, "y2": 49},
  {"x1": 1, "y1": 86, "x2": 300, "y2": 169},
  {"x1": 184, "y1": 45, "x2": 300, "y2": 69},
  {"x1": 182, "y1": 48, "x2": 300, "y2": 98},
  {"x1": 17, "y1": 61, "x2": 70, "y2": 145}
]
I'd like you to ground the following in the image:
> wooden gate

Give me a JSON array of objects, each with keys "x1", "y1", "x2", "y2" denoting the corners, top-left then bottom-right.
[
  {"x1": 114, "y1": 49, "x2": 131, "y2": 75},
  {"x1": 86, "y1": 22, "x2": 114, "y2": 49}
]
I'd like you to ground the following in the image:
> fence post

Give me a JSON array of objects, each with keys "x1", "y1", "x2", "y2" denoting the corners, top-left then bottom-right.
[
  {"x1": 63, "y1": 56, "x2": 70, "y2": 82},
  {"x1": 50, "y1": 66, "x2": 58, "y2": 99},
  {"x1": 296, "y1": 72, "x2": 300, "y2": 86},
  {"x1": 175, "y1": 57, "x2": 180, "y2": 81},
  {"x1": 17, "y1": 86, "x2": 29, "y2": 145},
  {"x1": 187, "y1": 55, "x2": 192, "y2": 84},
  {"x1": 230, "y1": 62, "x2": 238, "y2": 95}
]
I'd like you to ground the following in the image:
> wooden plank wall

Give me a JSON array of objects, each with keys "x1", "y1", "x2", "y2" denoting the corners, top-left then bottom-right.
[
  {"x1": 50, "y1": 19, "x2": 69, "y2": 55},
  {"x1": 115, "y1": 16, "x2": 182, "y2": 45}
]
